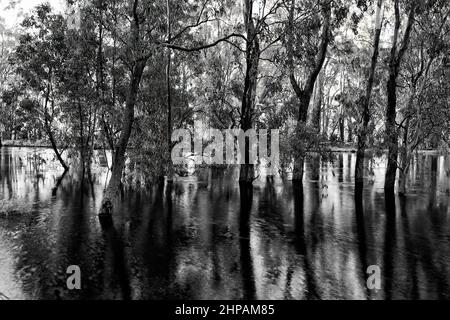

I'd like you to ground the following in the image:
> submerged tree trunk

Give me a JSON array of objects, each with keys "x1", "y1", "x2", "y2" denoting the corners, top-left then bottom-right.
[
  {"x1": 339, "y1": 117, "x2": 345, "y2": 142},
  {"x1": 43, "y1": 73, "x2": 69, "y2": 172},
  {"x1": 398, "y1": 162, "x2": 409, "y2": 195},
  {"x1": 292, "y1": 147, "x2": 305, "y2": 181},
  {"x1": 384, "y1": 0, "x2": 416, "y2": 192},
  {"x1": 348, "y1": 123, "x2": 353, "y2": 143},
  {"x1": 355, "y1": 0, "x2": 383, "y2": 189},
  {"x1": 99, "y1": 59, "x2": 147, "y2": 217},
  {"x1": 398, "y1": 117, "x2": 410, "y2": 195},
  {"x1": 384, "y1": 73, "x2": 399, "y2": 191},
  {"x1": 322, "y1": 108, "x2": 329, "y2": 139},
  {"x1": 45, "y1": 118, "x2": 69, "y2": 172},
  {"x1": 239, "y1": 0, "x2": 260, "y2": 185}
]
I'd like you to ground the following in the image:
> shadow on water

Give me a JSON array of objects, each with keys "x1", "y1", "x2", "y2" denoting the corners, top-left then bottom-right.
[
  {"x1": 98, "y1": 216, "x2": 131, "y2": 300},
  {"x1": 354, "y1": 186, "x2": 369, "y2": 299},
  {"x1": 291, "y1": 181, "x2": 319, "y2": 299},
  {"x1": 383, "y1": 190, "x2": 396, "y2": 300},
  {"x1": 399, "y1": 196, "x2": 419, "y2": 300},
  {"x1": 239, "y1": 183, "x2": 256, "y2": 300}
]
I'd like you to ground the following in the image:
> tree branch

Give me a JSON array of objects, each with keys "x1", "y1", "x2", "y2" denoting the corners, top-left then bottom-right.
[{"x1": 158, "y1": 33, "x2": 247, "y2": 52}]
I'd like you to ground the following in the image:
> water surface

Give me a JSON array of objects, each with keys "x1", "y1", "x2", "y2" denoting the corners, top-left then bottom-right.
[{"x1": 0, "y1": 147, "x2": 449, "y2": 300}]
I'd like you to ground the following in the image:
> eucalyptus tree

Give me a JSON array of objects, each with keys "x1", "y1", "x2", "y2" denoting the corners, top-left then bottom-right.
[
  {"x1": 58, "y1": 11, "x2": 101, "y2": 177},
  {"x1": 286, "y1": 0, "x2": 331, "y2": 181},
  {"x1": 397, "y1": 0, "x2": 450, "y2": 195},
  {"x1": 384, "y1": 0, "x2": 418, "y2": 192},
  {"x1": 238, "y1": 0, "x2": 284, "y2": 184},
  {"x1": 0, "y1": 17, "x2": 17, "y2": 147},
  {"x1": 284, "y1": 0, "x2": 352, "y2": 181},
  {"x1": 14, "y1": 4, "x2": 70, "y2": 171},
  {"x1": 98, "y1": 0, "x2": 249, "y2": 216},
  {"x1": 355, "y1": 0, "x2": 384, "y2": 189}
]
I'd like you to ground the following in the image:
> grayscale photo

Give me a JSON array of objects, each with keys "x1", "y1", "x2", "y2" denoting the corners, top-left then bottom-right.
[{"x1": 0, "y1": 0, "x2": 449, "y2": 304}]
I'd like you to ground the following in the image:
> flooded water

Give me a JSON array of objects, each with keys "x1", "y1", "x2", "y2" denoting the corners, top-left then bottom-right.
[{"x1": 0, "y1": 147, "x2": 449, "y2": 300}]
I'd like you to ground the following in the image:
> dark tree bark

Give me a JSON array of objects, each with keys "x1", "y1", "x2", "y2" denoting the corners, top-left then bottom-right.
[
  {"x1": 384, "y1": 0, "x2": 416, "y2": 192},
  {"x1": 348, "y1": 123, "x2": 353, "y2": 143},
  {"x1": 355, "y1": 0, "x2": 383, "y2": 189},
  {"x1": 43, "y1": 72, "x2": 69, "y2": 172},
  {"x1": 44, "y1": 116, "x2": 68, "y2": 172},
  {"x1": 239, "y1": 0, "x2": 260, "y2": 185},
  {"x1": 398, "y1": 115, "x2": 410, "y2": 195},
  {"x1": 322, "y1": 107, "x2": 329, "y2": 139},
  {"x1": 99, "y1": 59, "x2": 147, "y2": 217},
  {"x1": 288, "y1": 0, "x2": 331, "y2": 181},
  {"x1": 339, "y1": 117, "x2": 345, "y2": 142},
  {"x1": 166, "y1": 0, "x2": 174, "y2": 183}
]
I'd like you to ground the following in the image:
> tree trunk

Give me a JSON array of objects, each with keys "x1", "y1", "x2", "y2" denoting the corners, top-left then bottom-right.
[
  {"x1": 46, "y1": 121, "x2": 68, "y2": 172},
  {"x1": 43, "y1": 74, "x2": 69, "y2": 172},
  {"x1": 445, "y1": 155, "x2": 450, "y2": 196},
  {"x1": 322, "y1": 109, "x2": 328, "y2": 139},
  {"x1": 292, "y1": 155, "x2": 305, "y2": 181},
  {"x1": 339, "y1": 117, "x2": 345, "y2": 142},
  {"x1": 384, "y1": 74, "x2": 399, "y2": 191},
  {"x1": 398, "y1": 164, "x2": 408, "y2": 196},
  {"x1": 166, "y1": 0, "x2": 174, "y2": 183},
  {"x1": 239, "y1": 0, "x2": 260, "y2": 185},
  {"x1": 99, "y1": 59, "x2": 147, "y2": 217},
  {"x1": 398, "y1": 113, "x2": 410, "y2": 196},
  {"x1": 355, "y1": 0, "x2": 383, "y2": 189},
  {"x1": 307, "y1": 66, "x2": 325, "y2": 130}
]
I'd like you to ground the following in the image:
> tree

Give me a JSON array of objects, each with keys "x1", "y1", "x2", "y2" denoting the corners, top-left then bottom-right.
[
  {"x1": 239, "y1": 0, "x2": 261, "y2": 184},
  {"x1": 14, "y1": 4, "x2": 69, "y2": 171},
  {"x1": 397, "y1": 1, "x2": 450, "y2": 194},
  {"x1": 99, "y1": 0, "x2": 149, "y2": 216},
  {"x1": 286, "y1": 0, "x2": 332, "y2": 181},
  {"x1": 384, "y1": 0, "x2": 417, "y2": 192},
  {"x1": 355, "y1": 0, "x2": 384, "y2": 189},
  {"x1": 99, "y1": 0, "x2": 249, "y2": 216}
]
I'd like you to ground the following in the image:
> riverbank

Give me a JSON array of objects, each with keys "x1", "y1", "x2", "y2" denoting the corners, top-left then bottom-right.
[
  {"x1": 0, "y1": 140, "x2": 103, "y2": 150},
  {"x1": 1, "y1": 140, "x2": 51, "y2": 148}
]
